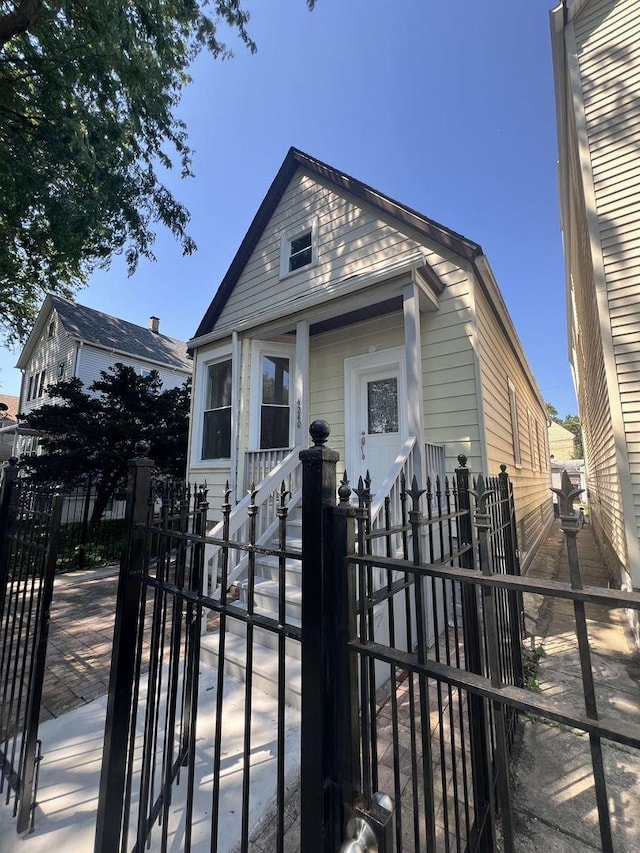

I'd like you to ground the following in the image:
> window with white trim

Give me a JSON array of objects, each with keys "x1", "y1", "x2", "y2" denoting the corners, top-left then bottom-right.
[
  {"x1": 259, "y1": 354, "x2": 291, "y2": 449},
  {"x1": 201, "y1": 359, "x2": 232, "y2": 460},
  {"x1": 280, "y1": 220, "x2": 318, "y2": 278},
  {"x1": 536, "y1": 419, "x2": 545, "y2": 471},
  {"x1": 527, "y1": 408, "x2": 537, "y2": 471},
  {"x1": 508, "y1": 379, "x2": 522, "y2": 468}
]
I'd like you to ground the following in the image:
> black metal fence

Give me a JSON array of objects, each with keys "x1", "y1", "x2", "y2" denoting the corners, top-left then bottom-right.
[
  {"x1": 4, "y1": 424, "x2": 640, "y2": 852},
  {"x1": 0, "y1": 469, "x2": 61, "y2": 834},
  {"x1": 94, "y1": 449, "x2": 303, "y2": 851},
  {"x1": 55, "y1": 476, "x2": 127, "y2": 572},
  {"x1": 93, "y1": 429, "x2": 526, "y2": 852}
]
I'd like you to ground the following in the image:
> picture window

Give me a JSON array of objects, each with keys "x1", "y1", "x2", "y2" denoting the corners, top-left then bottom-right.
[{"x1": 202, "y1": 359, "x2": 232, "y2": 460}]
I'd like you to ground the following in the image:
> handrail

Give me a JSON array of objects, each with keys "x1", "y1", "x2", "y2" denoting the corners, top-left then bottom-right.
[
  {"x1": 204, "y1": 447, "x2": 303, "y2": 604},
  {"x1": 369, "y1": 436, "x2": 417, "y2": 532}
]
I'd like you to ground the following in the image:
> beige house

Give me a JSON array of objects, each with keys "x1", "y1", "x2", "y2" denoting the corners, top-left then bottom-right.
[
  {"x1": 187, "y1": 148, "x2": 552, "y2": 571},
  {"x1": 548, "y1": 420, "x2": 578, "y2": 460},
  {"x1": 551, "y1": 0, "x2": 640, "y2": 590}
]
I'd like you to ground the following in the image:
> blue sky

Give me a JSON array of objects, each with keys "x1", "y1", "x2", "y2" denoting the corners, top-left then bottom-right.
[{"x1": 0, "y1": 0, "x2": 578, "y2": 416}]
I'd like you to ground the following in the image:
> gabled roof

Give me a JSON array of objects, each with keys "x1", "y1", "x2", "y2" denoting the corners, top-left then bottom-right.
[
  {"x1": 16, "y1": 295, "x2": 191, "y2": 373},
  {"x1": 193, "y1": 147, "x2": 483, "y2": 340}
]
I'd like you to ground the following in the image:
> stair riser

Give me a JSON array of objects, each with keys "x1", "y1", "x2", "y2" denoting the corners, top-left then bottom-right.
[
  {"x1": 238, "y1": 589, "x2": 302, "y2": 622},
  {"x1": 200, "y1": 642, "x2": 301, "y2": 710},
  {"x1": 227, "y1": 620, "x2": 302, "y2": 660}
]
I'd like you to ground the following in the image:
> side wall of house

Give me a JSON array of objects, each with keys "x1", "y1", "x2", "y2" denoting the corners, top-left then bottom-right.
[
  {"x1": 474, "y1": 278, "x2": 553, "y2": 570},
  {"x1": 568, "y1": 0, "x2": 639, "y2": 581},
  {"x1": 76, "y1": 346, "x2": 189, "y2": 393},
  {"x1": 20, "y1": 308, "x2": 76, "y2": 415}
]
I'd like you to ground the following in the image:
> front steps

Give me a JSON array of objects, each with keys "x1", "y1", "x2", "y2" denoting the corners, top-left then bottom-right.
[{"x1": 200, "y1": 511, "x2": 303, "y2": 708}]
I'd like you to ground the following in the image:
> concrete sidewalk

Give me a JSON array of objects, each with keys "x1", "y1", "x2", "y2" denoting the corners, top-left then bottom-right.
[{"x1": 512, "y1": 522, "x2": 640, "y2": 851}]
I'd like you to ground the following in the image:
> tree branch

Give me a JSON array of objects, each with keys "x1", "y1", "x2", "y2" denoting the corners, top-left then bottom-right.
[{"x1": 0, "y1": 0, "x2": 43, "y2": 49}]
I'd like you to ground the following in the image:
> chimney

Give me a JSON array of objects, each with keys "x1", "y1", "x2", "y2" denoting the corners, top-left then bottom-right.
[{"x1": 148, "y1": 316, "x2": 160, "y2": 334}]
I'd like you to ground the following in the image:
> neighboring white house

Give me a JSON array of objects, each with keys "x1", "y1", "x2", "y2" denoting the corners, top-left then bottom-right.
[
  {"x1": 187, "y1": 148, "x2": 553, "y2": 571},
  {"x1": 0, "y1": 395, "x2": 19, "y2": 462},
  {"x1": 3, "y1": 295, "x2": 192, "y2": 456},
  {"x1": 550, "y1": 0, "x2": 640, "y2": 591}
]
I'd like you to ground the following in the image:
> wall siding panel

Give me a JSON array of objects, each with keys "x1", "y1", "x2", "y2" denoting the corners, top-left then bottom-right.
[{"x1": 573, "y1": 0, "x2": 640, "y2": 572}]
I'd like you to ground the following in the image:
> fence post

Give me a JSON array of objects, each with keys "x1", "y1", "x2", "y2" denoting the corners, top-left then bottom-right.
[
  {"x1": 455, "y1": 455, "x2": 495, "y2": 852},
  {"x1": 300, "y1": 420, "x2": 339, "y2": 853},
  {"x1": 474, "y1": 475, "x2": 514, "y2": 851},
  {"x1": 553, "y1": 471, "x2": 613, "y2": 853},
  {"x1": 331, "y1": 474, "x2": 362, "y2": 840},
  {"x1": 498, "y1": 465, "x2": 525, "y2": 687},
  {"x1": 94, "y1": 443, "x2": 154, "y2": 853}
]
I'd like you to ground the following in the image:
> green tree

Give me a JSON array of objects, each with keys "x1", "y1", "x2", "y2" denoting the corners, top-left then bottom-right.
[
  {"x1": 21, "y1": 363, "x2": 190, "y2": 522},
  {"x1": 0, "y1": 1, "x2": 295, "y2": 344},
  {"x1": 561, "y1": 414, "x2": 583, "y2": 458}
]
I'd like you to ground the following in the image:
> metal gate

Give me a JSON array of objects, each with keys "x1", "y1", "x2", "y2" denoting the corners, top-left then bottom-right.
[
  {"x1": 93, "y1": 423, "x2": 640, "y2": 852},
  {"x1": 0, "y1": 465, "x2": 61, "y2": 833}
]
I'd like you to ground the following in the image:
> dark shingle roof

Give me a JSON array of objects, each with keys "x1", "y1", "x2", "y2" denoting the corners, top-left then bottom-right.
[{"x1": 50, "y1": 296, "x2": 191, "y2": 372}]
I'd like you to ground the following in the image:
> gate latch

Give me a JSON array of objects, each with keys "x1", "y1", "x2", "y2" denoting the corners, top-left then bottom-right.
[{"x1": 340, "y1": 792, "x2": 394, "y2": 853}]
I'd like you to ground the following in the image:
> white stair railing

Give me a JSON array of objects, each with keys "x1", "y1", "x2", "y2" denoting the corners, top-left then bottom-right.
[
  {"x1": 369, "y1": 436, "x2": 418, "y2": 562},
  {"x1": 204, "y1": 447, "x2": 302, "y2": 603},
  {"x1": 243, "y1": 447, "x2": 290, "y2": 494}
]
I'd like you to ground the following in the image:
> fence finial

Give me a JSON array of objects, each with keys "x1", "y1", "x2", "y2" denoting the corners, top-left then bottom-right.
[
  {"x1": 551, "y1": 469, "x2": 583, "y2": 519},
  {"x1": 309, "y1": 420, "x2": 331, "y2": 447},
  {"x1": 338, "y1": 472, "x2": 352, "y2": 504},
  {"x1": 457, "y1": 454, "x2": 468, "y2": 469},
  {"x1": 134, "y1": 440, "x2": 150, "y2": 459}
]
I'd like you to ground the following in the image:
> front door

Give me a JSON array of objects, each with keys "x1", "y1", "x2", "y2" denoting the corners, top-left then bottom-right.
[{"x1": 346, "y1": 348, "x2": 408, "y2": 496}]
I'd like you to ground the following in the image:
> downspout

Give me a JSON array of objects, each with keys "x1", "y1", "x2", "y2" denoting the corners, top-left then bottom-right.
[{"x1": 73, "y1": 340, "x2": 83, "y2": 379}]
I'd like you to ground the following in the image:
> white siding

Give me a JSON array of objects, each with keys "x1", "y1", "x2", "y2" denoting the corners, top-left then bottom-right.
[
  {"x1": 212, "y1": 170, "x2": 427, "y2": 335},
  {"x1": 571, "y1": 0, "x2": 639, "y2": 571},
  {"x1": 20, "y1": 308, "x2": 76, "y2": 414},
  {"x1": 76, "y1": 345, "x2": 190, "y2": 392}
]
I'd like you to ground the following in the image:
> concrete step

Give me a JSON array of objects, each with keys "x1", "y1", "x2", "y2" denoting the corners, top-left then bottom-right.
[
  {"x1": 257, "y1": 554, "x2": 302, "y2": 586},
  {"x1": 227, "y1": 611, "x2": 302, "y2": 661},
  {"x1": 237, "y1": 578, "x2": 302, "y2": 623},
  {"x1": 200, "y1": 629, "x2": 301, "y2": 709}
]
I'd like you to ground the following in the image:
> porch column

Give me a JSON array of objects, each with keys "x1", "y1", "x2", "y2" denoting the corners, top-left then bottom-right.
[
  {"x1": 295, "y1": 320, "x2": 310, "y2": 448},
  {"x1": 403, "y1": 282, "x2": 426, "y2": 489},
  {"x1": 231, "y1": 331, "x2": 241, "y2": 503}
]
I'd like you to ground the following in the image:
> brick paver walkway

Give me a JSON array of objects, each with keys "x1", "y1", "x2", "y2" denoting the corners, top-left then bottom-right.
[
  {"x1": 40, "y1": 568, "x2": 119, "y2": 722},
  {"x1": 513, "y1": 521, "x2": 640, "y2": 851}
]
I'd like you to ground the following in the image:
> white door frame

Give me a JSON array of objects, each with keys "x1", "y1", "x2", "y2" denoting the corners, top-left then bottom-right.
[{"x1": 344, "y1": 346, "x2": 409, "y2": 485}]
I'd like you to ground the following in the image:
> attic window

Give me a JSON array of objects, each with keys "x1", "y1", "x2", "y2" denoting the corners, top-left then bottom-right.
[
  {"x1": 280, "y1": 220, "x2": 318, "y2": 278},
  {"x1": 48, "y1": 321, "x2": 55, "y2": 338}
]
